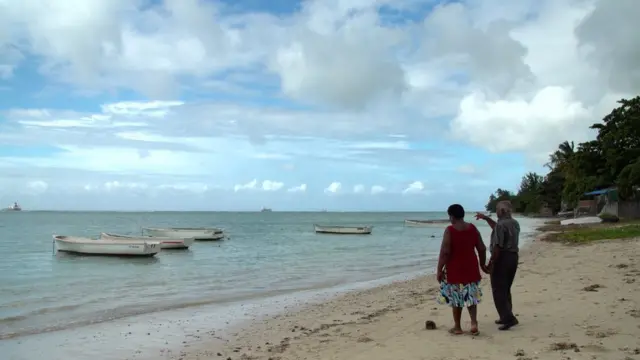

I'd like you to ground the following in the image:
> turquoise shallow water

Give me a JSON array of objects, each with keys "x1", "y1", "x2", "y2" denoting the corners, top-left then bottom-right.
[{"x1": 0, "y1": 211, "x2": 541, "y2": 347}]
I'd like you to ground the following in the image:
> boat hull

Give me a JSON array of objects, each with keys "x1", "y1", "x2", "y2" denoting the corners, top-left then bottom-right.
[
  {"x1": 143, "y1": 227, "x2": 224, "y2": 241},
  {"x1": 313, "y1": 225, "x2": 373, "y2": 235},
  {"x1": 99, "y1": 233, "x2": 194, "y2": 249},
  {"x1": 53, "y1": 236, "x2": 161, "y2": 256},
  {"x1": 404, "y1": 219, "x2": 449, "y2": 227}
]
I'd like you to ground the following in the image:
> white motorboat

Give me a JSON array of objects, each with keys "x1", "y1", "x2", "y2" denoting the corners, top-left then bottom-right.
[
  {"x1": 99, "y1": 232, "x2": 194, "y2": 249},
  {"x1": 404, "y1": 219, "x2": 449, "y2": 227},
  {"x1": 313, "y1": 224, "x2": 373, "y2": 235},
  {"x1": 143, "y1": 227, "x2": 225, "y2": 241},
  {"x1": 53, "y1": 235, "x2": 161, "y2": 257}
]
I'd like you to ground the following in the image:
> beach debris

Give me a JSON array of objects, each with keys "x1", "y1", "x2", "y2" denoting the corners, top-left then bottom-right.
[
  {"x1": 514, "y1": 349, "x2": 525, "y2": 356},
  {"x1": 626, "y1": 308, "x2": 640, "y2": 318},
  {"x1": 425, "y1": 320, "x2": 437, "y2": 330},
  {"x1": 356, "y1": 335, "x2": 374, "y2": 343},
  {"x1": 582, "y1": 284, "x2": 602, "y2": 292},
  {"x1": 614, "y1": 263, "x2": 629, "y2": 269},
  {"x1": 550, "y1": 342, "x2": 578, "y2": 351},
  {"x1": 586, "y1": 327, "x2": 617, "y2": 338},
  {"x1": 619, "y1": 346, "x2": 640, "y2": 355}
]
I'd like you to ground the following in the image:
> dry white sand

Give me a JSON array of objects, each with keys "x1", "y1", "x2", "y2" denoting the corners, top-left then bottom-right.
[{"x1": 178, "y1": 236, "x2": 640, "y2": 360}]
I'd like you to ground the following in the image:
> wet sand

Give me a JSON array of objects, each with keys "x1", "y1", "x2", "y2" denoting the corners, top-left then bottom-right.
[{"x1": 177, "y1": 236, "x2": 640, "y2": 360}]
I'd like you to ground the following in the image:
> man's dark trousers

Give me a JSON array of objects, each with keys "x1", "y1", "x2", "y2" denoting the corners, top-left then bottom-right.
[{"x1": 491, "y1": 251, "x2": 519, "y2": 323}]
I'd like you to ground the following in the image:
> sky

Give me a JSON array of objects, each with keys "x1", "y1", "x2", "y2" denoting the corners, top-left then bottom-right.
[{"x1": 0, "y1": 0, "x2": 638, "y2": 211}]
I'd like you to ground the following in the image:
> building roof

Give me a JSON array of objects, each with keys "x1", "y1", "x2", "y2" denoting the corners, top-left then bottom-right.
[{"x1": 584, "y1": 188, "x2": 616, "y2": 196}]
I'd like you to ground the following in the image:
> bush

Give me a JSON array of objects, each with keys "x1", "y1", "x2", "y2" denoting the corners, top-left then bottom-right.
[{"x1": 598, "y1": 212, "x2": 620, "y2": 223}]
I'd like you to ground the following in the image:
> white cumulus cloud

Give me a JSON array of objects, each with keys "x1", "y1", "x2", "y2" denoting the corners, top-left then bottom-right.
[
  {"x1": 402, "y1": 181, "x2": 425, "y2": 195},
  {"x1": 324, "y1": 182, "x2": 342, "y2": 194},
  {"x1": 261, "y1": 180, "x2": 284, "y2": 191},
  {"x1": 287, "y1": 184, "x2": 307, "y2": 193}
]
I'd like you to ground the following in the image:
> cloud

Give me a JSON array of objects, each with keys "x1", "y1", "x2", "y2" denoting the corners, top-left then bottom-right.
[
  {"x1": 456, "y1": 165, "x2": 478, "y2": 174},
  {"x1": 575, "y1": 0, "x2": 640, "y2": 94},
  {"x1": 450, "y1": 86, "x2": 592, "y2": 156},
  {"x1": 324, "y1": 182, "x2": 341, "y2": 194},
  {"x1": 101, "y1": 101, "x2": 185, "y2": 117},
  {"x1": 261, "y1": 180, "x2": 284, "y2": 191},
  {"x1": 1, "y1": 0, "x2": 639, "y2": 210},
  {"x1": 402, "y1": 181, "x2": 425, "y2": 194},
  {"x1": 234, "y1": 179, "x2": 258, "y2": 192},
  {"x1": 27, "y1": 180, "x2": 48, "y2": 194},
  {"x1": 233, "y1": 179, "x2": 284, "y2": 192},
  {"x1": 287, "y1": 184, "x2": 307, "y2": 193}
]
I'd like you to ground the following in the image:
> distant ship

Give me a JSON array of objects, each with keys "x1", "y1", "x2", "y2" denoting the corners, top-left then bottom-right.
[
  {"x1": 3, "y1": 201, "x2": 22, "y2": 211},
  {"x1": 260, "y1": 207, "x2": 272, "y2": 212}
]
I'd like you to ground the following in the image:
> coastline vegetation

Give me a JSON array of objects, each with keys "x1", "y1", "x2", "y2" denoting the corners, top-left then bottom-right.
[
  {"x1": 543, "y1": 223, "x2": 640, "y2": 244},
  {"x1": 484, "y1": 96, "x2": 640, "y2": 214}
]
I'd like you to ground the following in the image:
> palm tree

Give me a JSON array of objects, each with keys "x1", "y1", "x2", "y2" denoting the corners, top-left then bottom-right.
[{"x1": 545, "y1": 141, "x2": 575, "y2": 170}]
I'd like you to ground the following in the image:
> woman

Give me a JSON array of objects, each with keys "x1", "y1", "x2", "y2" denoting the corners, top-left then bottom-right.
[{"x1": 436, "y1": 204, "x2": 489, "y2": 335}]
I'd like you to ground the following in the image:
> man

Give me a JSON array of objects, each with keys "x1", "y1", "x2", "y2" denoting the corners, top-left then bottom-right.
[{"x1": 476, "y1": 201, "x2": 520, "y2": 330}]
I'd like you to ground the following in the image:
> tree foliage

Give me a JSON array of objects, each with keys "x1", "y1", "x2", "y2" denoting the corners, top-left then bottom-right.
[
  {"x1": 485, "y1": 95, "x2": 640, "y2": 214},
  {"x1": 485, "y1": 188, "x2": 515, "y2": 212}
]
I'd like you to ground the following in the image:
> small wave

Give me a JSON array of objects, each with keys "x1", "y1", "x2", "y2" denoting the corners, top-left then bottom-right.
[
  {"x1": 0, "y1": 303, "x2": 81, "y2": 324},
  {"x1": 0, "y1": 281, "x2": 352, "y2": 340}
]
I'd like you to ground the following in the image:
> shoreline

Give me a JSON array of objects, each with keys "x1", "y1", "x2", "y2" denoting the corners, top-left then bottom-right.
[
  {"x1": 0, "y1": 217, "x2": 543, "y2": 360},
  {"x1": 177, "y1": 232, "x2": 640, "y2": 360}
]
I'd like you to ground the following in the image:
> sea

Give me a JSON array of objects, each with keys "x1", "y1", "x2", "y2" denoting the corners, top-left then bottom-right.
[{"x1": 0, "y1": 211, "x2": 542, "y2": 360}]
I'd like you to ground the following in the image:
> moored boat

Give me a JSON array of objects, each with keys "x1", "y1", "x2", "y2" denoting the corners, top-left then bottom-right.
[
  {"x1": 313, "y1": 224, "x2": 373, "y2": 235},
  {"x1": 53, "y1": 235, "x2": 161, "y2": 257},
  {"x1": 143, "y1": 227, "x2": 224, "y2": 241},
  {"x1": 2, "y1": 201, "x2": 22, "y2": 211},
  {"x1": 404, "y1": 219, "x2": 450, "y2": 226},
  {"x1": 99, "y1": 232, "x2": 194, "y2": 249}
]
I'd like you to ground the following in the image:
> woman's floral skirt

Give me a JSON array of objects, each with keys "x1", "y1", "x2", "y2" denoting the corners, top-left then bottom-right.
[{"x1": 437, "y1": 281, "x2": 482, "y2": 308}]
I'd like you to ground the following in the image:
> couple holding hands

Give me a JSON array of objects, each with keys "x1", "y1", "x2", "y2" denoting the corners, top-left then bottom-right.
[{"x1": 435, "y1": 201, "x2": 520, "y2": 335}]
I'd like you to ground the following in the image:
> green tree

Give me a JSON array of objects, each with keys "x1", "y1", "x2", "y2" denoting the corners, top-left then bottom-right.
[
  {"x1": 617, "y1": 157, "x2": 640, "y2": 199},
  {"x1": 561, "y1": 140, "x2": 610, "y2": 207},
  {"x1": 540, "y1": 168, "x2": 565, "y2": 213},
  {"x1": 515, "y1": 172, "x2": 544, "y2": 213},
  {"x1": 485, "y1": 188, "x2": 515, "y2": 212},
  {"x1": 591, "y1": 96, "x2": 640, "y2": 182},
  {"x1": 545, "y1": 140, "x2": 575, "y2": 171}
]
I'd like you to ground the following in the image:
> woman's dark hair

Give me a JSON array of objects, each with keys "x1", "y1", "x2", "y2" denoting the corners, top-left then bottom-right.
[{"x1": 447, "y1": 204, "x2": 465, "y2": 220}]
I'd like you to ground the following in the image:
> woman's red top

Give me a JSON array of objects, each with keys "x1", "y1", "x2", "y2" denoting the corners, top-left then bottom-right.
[{"x1": 445, "y1": 223, "x2": 482, "y2": 285}]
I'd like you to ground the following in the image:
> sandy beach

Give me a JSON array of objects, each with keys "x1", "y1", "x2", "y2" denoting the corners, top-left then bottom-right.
[{"x1": 177, "y1": 235, "x2": 640, "y2": 360}]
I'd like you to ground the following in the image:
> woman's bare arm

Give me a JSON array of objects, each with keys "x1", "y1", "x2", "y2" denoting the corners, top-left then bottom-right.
[
  {"x1": 474, "y1": 227, "x2": 487, "y2": 268},
  {"x1": 436, "y1": 228, "x2": 451, "y2": 279}
]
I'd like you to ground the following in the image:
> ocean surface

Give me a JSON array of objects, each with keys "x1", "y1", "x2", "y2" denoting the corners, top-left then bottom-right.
[{"x1": 0, "y1": 211, "x2": 542, "y2": 359}]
